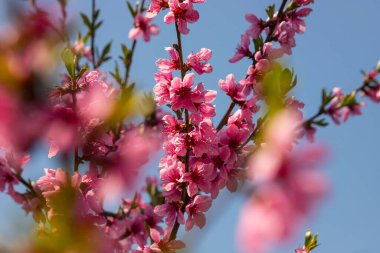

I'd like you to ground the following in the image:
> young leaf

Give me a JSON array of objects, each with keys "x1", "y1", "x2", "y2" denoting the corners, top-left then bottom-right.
[
  {"x1": 80, "y1": 13, "x2": 92, "y2": 28},
  {"x1": 127, "y1": 1, "x2": 137, "y2": 17},
  {"x1": 266, "y1": 4, "x2": 276, "y2": 18},
  {"x1": 61, "y1": 48, "x2": 76, "y2": 80}
]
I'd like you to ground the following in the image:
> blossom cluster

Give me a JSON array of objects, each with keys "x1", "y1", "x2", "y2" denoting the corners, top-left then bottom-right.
[{"x1": 0, "y1": 0, "x2": 379, "y2": 253}]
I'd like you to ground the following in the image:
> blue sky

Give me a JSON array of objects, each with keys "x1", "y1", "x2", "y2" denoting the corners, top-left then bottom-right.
[{"x1": 1, "y1": 0, "x2": 380, "y2": 252}]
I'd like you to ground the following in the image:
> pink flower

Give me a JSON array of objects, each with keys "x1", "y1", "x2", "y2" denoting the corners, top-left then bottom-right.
[
  {"x1": 229, "y1": 33, "x2": 252, "y2": 63},
  {"x1": 245, "y1": 13, "x2": 263, "y2": 39},
  {"x1": 108, "y1": 128, "x2": 161, "y2": 189},
  {"x1": 153, "y1": 71, "x2": 173, "y2": 106},
  {"x1": 326, "y1": 87, "x2": 364, "y2": 125},
  {"x1": 129, "y1": 14, "x2": 159, "y2": 42},
  {"x1": 293, "y1": 0, "x2": 314, "y2": 6},
  {"x1": 295, "y1": 248, "x2": 310, "y2": 253},
  {"x1": 0, "y1": 156, "x2": 19, "y2": 193},
  {"x1": 185, "y1": 195, "x2": 212, "y2": 231},
  {"x1": 275, "y1": 21, "x2": 296, "y2": 55},
  {"x1": 240, "y1": 110, "x2": 328, "y2": 253},
  {"x1": 160, "y1": 159, "x2": 185, "y2": 201},
  {"x1": 177, "y1": 0, "x2": 205, "y2": 9},
  {"x1": 254, "y1": 42, "x2": 284, "y2": 63},
  {"x1": 304, "y1": 125, "x2": 317, "y2": 143},
  {"x1": 228, "y1": 109, "x2": 255, "y2": 133},
  {"x1": 164, "y1": 0, "x2": 200, "y2": 35},
  {"x1": 72, "y1": 40, "x2": 92, "y2": 61},
  {"x1": 342, "y1": 102, "x2": 365, "y2": 122},
  {"x1": 286, "y1": 8, "x2": 313, "y2": 34},
  {"x1": 77, "y1": 74, "x2": 119, "y2": 122},
  {"x1": 219, "y1": 74, "x2": 250, "y2": 101},
  {"x1": 219, "y1": 124, "x2": 250, "y2": 162},
  {"x1": 187, "y1": 48, "x2": 213, "y2": 75},
  {"x1": 154, "y1": 202, "x2": 185, "y2": 227},
  {"x1": 36, "y1": 168, "x2": 82, "y2": 219},
  {"x1": 125, "y1": 213, "x2": 148, "y2": 247},
  {"x1": 46, "y1": 106, "x2": 79, "y2": 158},
  {"x1": 156, "y1": 47, "x2": 180, "y2": 73},
  {"x1": 236, "y1": 187, "x2": 295, "y2": 253},
  {"x1": 146, "y1": 0, "x2": 169, "y2": 18},
  {"x1": 183, "y1": 160, "x2": 217, "y2": 197},
  {"x1": 191, "y1": 83, "x2": 217, "y2": 118},
  {"x1": 135, "y1": 229, "x2": 185, "y2": 253},
  {"x1": 169, "y1": 73, "x2": 197, "y2": 112}
]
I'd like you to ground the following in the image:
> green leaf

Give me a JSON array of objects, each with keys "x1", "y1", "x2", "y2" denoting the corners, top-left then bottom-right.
[
  {"x1": 253, "y1": 37, "x2": 264, "y2": 52},
  {"x1": 111, "y1": 62, "x2": 123, "y2": 86},
  {"x1": 314, "y1": 118, "x2": 328, "y2": 127},
  {"x1": 127, "y1": 1, "x2": 136, "y2": 17},
  {"x1": 77, "y1": 65, "x2": 89, "y2": 79},
  {"x1": 101, "y1": 41, "x2": 112, "y2": 58},
  {"x1": 340, "y1": 92, "x2": 358, "y2": 108},
  {"x1": 94, "y1": 9, "x2": 100, "y2": 20},
  {"x1": 80, "y1": 13, "x2": 91, "y2": 28},
  {"x1": 304, "y1": 229, "x2": 319, "y2": 251},
  {"x1": 265, "y1": 4, "x2": 276, "y2": 18},
  {"x1": 121, "y1": 44, "x2": 129, "y2": 56},
  {"x1": 280, "y1": 68, "x2": 293, "y2": 94},
  {"x1": 292, "y1": 75, "x2": 298, "y2": 87},
  {"x1": 95, "y1": 21, "x2": 103, "y2": 30},
  {"x1": 322, "y1": 88, "x2": 334, "y2": 106},
  {"x1": 61, "y1": 48, "x2": 76, "y2": 80}
]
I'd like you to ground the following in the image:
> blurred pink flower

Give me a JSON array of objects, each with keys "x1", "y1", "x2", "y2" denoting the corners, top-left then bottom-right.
[{"x1": 129, "y1": 14, "x2": 160, "y2": 42}]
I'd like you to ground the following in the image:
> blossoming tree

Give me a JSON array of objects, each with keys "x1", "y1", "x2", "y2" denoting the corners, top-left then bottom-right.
[{"x1": 0, "y1": 0, "x2": 379, "y2": 252}]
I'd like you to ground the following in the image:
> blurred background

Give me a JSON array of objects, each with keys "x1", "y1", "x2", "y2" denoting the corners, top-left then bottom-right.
[{"x1": 0, "y1": 0, "x2": 379, "y2": 252}]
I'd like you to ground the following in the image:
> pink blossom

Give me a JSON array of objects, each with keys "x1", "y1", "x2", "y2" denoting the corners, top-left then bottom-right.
[
  {"x1": 36, "y1": 168, "x2": 82, "y2": 219},
  {"x1": 365, "y1": 84, "x2": 380, "y2": 102},
  {"x1": 0, "y1": 157, "x2": 19, "y2": 193},
  {"x1": 186, "y1": 120, "x2": 218, "y2": 157},
  {"x1": 46, "y1": 107, "x2": 79, "y2": 158},
  {"x1": 156, "y1": 47, "x2": 180, "y2": 73},
  {"x1": 5, "y1": 152, "x2": 30, "y2": 174},
  {"x1": 236, "y1": 187, "x2": 295, "y2": 253},
  {"x1": 187, "y1": 48, "x2": 213, "y2": 75},
  {"x1": 160, "y1": 160, "x2": 185, "y2": 201},
  {"x1": 275, "y1": 21, "x2": 296, "y2": 55},
  {"x1": 219, "y1": 74, "x2": 250, "y2": 101},
  {"x1": 227, "y1": 109, "x2": 255, "y2": 133},
  {"x1": 77, "y1": 75, "x2": 119, "y2": 123},
  {"x1": 72, "y1": 40, "x2": 92, "y2": 61},
  {"x1": 245, "y1": 13, "x2": 263, "y2": 39},
  {"x1": 293, "y1": 0, "x2": 314, "y2": 6},
  {"x1": 183, "y1": 160, "x2": 217, "y2": 197},
  {"x1": 219, "y1": 124, "x2": 250, "y2": 162},
  {"x1": 125, "y1": 213, "x2": 148, "y2": 247},
  {"x1": 304, "y1": 125, "x2": 317, "y2": 143},
  {"x1": 169, "y1": 73, "x2": 198, "y2": 112},
  {"x1": 129, "y1": 14, "x2": 159, "y2": 42},
  {"x1": 191, "y1": 83, "x2": 217, "y2": 118},
  {"x1": 286, "y1": 8, "x2": 313, "y2": 34},
  {"x1": 154, "y1": 202, "x2": 185, "y2": 227},
  {"x1": 229, "y1": 33, "x2": 252, "y2": 63},
  {"x1": 342, "y1": 102, "x2": 365, "y2": 122},
  {"x1": 254, "y1": 42, "x2": 284, "y2": 63},
  {"x1": 109, "y1": 128, "x2": 161, "y2": 189},
  {"x1": 164, "y1": 0, "x2": 200, "y2": 35},
  {"x1": 153, "y1": 71, "x2": 173, "y2": 106},
  {"x1": 134, "y1": 229, "x2": 185, "y2": 253},
  {"x1": 185, "y1": 195, "x2": 212, "y2": 231},
  {"x1": 146, "y1": 0, "x2": 168, "y2": 18},
  {"x1": 178, "y1": 0, "x2": 205, "y2": 9},
  {"x1": 240, "y1": 110, "x2": 328, "y2": 253},
  {"x1": 295, "y1": 248, "x2": 310, "y2": 253}
]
